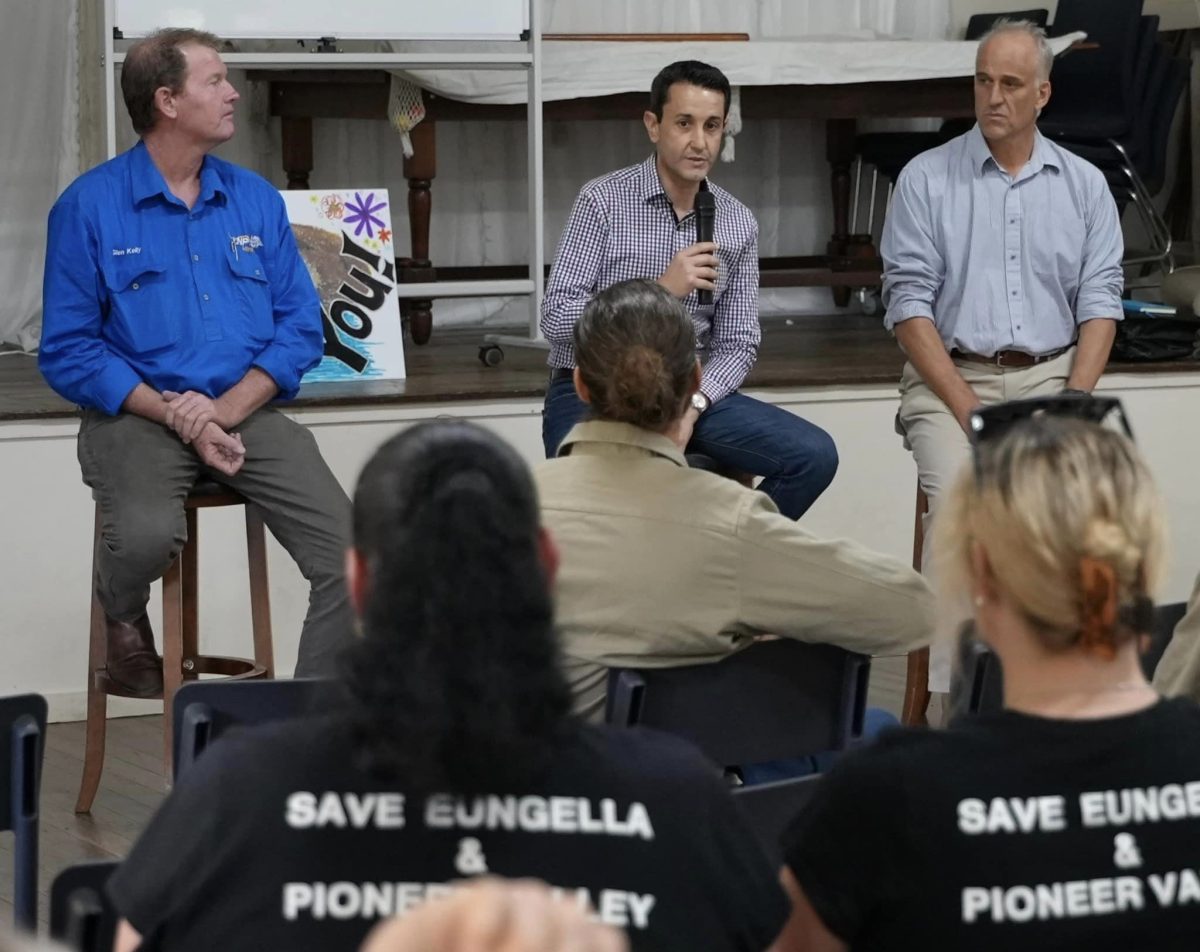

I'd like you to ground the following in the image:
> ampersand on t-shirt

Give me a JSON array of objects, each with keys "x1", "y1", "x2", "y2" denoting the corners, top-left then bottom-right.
[{"x1": 454, "y1": 837, "x2": 488, "y2": 875}]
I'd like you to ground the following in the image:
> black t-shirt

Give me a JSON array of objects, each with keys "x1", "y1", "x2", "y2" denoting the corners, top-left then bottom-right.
[
  {"x1": 783, "y1": 698, "x2": 1200, "y2": 950},
  {"x1": 109, "y1": 716, "x2": 786, "y2": 951}
]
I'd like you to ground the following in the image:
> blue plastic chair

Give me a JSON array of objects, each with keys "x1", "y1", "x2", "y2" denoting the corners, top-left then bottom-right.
[
  {"x1": 49, "y1": 860, "x2": 119, "y2": 952},
  {"x1": 0, "y1": 692, "x2": 47, "y2": 930},
  {"x1": 172, "y1": 678, "x2": 336, "y2": 780}
]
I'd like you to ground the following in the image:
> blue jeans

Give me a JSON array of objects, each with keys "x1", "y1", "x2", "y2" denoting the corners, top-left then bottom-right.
[
  {"x1": 542, "y1": 374, "x2": 838, "y2": 519},
  {"x1": 739, "y1": 707, "x2": 899, "y2": 785}
]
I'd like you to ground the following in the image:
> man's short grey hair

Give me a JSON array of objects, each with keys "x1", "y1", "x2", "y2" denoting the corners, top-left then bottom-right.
[{"x1": 977, "y1": 18, "x2": 1054, "y2": 82}]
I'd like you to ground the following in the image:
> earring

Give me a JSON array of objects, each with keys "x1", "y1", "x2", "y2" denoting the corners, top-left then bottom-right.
[{"x1": 973, "y1": 594, "x2": 985, "y2": 608}]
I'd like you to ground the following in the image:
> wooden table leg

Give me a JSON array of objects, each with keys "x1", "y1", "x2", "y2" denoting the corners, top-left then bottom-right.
[
  {"x1": 826, "y1": 117, "x2": 879, "y2": 308},
  {"x1": 402, "y1": 120, "x2": 437, "y2": 345},
  {"x1": 281, "y1": 116, "x2": 313, "y2": 190}
]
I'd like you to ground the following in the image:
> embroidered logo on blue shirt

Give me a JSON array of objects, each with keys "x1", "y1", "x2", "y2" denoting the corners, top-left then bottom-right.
[
  {"x1": 111, "y1": 247, "x2": 142, "y2": 256},
  {"x1": 229, "y1": 234, "x2": 263, "y2": 259}
]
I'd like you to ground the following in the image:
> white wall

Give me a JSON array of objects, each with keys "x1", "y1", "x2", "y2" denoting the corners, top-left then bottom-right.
[{"x1": 4, "y1": 376, "x2": 1199, "y2": 721}]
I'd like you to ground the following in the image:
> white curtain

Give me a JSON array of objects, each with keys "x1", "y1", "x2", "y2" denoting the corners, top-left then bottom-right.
[{"x1": 1, "y1": 1, "x2": 81, "y2": 351}]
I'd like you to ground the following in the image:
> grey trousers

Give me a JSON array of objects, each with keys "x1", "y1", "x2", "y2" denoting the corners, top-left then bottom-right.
[{"x1": 77, "y1": 407, "x2": 353, "y2": 677}]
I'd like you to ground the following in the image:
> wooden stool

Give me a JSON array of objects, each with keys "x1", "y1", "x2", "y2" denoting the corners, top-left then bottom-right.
[
  {"x1": 76, "y1": 481, "x2": 274, "y2": 813},
  {"x1": 901, "y1": 483, "x2": 931, "y2": 727}
]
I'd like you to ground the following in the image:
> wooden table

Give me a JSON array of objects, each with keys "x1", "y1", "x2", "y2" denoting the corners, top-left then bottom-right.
[{"x1": 255, "y1": 69, "x2": 975, "y2": 343}]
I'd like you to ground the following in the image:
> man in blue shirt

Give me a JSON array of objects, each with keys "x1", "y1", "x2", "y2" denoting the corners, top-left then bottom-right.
[
  {"x1": 880, "y1": 20, "x2": 1123, "y2": 700},
  {"x1": 40, "y1": 28, "x2": 352, "y2": 694}
]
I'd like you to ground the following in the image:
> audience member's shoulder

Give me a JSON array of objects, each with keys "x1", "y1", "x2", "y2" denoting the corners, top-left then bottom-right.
[
  {"x1": 898, "y1": 131, "x2": 967, "y2": 186},
  {"x1": 578, "y1": 161, "x2": 644, "y2": 200},
  {"x1": 1041, "y1": 134, "x2": 1109, "y2": 190},
  {"x1": 184, "y1": 713, "x2": 352, "y2": 782}
]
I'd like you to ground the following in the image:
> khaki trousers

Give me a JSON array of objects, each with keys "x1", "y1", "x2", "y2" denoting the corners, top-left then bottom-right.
[{"x1": 897, "y1": 347, "x2": 1075, "y2": 691}]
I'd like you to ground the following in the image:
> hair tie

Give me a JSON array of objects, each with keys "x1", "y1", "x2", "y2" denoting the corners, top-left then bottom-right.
[{"x1": 1078, "y1": 556, "x2": 1119, "y2": 660}]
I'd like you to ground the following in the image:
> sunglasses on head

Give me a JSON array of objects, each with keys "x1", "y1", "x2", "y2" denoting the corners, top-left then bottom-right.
[{"x1": 969, "y1": 394, "x2": 1134, "y2": 481}]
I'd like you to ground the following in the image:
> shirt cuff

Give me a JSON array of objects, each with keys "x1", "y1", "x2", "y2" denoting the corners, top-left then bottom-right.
[
  {"x1": 252, "y1": 348, "x2": 301, "y2": 401},
  {"x1": 1076, "y1": 296, "x2": 1123, "y2": 322},
  {"x1": 882, "y1": 299, "x2": 934, "y2": 330},
  {"x1": 92, "y1": 360, "x2": 144, "y2": 416}
]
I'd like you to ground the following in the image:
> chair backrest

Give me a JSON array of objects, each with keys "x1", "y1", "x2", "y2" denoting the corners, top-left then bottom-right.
[
  {"x1": 172, "y1": 678, "x2": 336, "y2": 780},
  {"x1": 606, "y1": 640, "x2": 870, "y2": 767},
  {"x1": 1041, "y1": 0, "x2": 1145, "y2": 137},
  {"x1": 965, "y1": 8, "x2": 1049, "y2": 40},
  {"x1": 49, "y1": 860, "x2": 119, "y2": 952},
  {"x1": 1142, "y1": 601, "x2": 1188, "y2": 680},
  {"x1": 0, "y1": 693, "x2": 47, "y2": 930},
  {"x1": 732, "y1": 774, "x2": 822, "y2": 867}
]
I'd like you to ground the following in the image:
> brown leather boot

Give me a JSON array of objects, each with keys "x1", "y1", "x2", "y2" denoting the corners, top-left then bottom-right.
[{"x1": 104, "y1": 611, "x2": 163, "y2": 697}]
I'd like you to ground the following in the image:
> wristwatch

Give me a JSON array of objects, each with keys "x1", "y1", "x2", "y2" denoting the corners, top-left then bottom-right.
[{"x1": 691, "y1": 392, "x2": 710, "y2": 414}]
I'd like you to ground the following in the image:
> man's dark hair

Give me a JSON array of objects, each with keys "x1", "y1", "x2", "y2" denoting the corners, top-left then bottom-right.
[
  {"x1": 340, "y1": 420, "x2": 573, "y2": 793},
  {"x1": 649, "y1": 60, "x2": 731, "y2": 119},
  {"x1": 574, "y1": 279, "x2": 697, "y2": 431},
  {"x1": 120, "y1": 27, "x2": 222, "y2": 135}
]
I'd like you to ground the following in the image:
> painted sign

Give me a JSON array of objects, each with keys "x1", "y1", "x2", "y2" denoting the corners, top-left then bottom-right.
[{"x1": 283, "y1": 189, "x2": 407, "y2": 383}]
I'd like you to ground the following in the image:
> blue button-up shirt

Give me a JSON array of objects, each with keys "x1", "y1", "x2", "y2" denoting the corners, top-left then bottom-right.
[
  {"x1": 541, "y1": 155, "x2": 760, "y2": 405},
  {"x1": 40, "y1": 141, "x2": 322, "y2": 415},
  {"x1": 881, "y1": 125, "x2": 1123, "y2": 356}
]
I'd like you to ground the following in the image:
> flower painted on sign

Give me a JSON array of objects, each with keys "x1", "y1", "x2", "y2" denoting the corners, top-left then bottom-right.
[
  {"x1": 344, "y1": 192, "x2": 388, "y2": 238},
  {"x1": 378, "y1": 227, "x2": 392, "y2": 244},
  {"x1": 320, "y1": 194, "x2": 345, "y2": 220}
]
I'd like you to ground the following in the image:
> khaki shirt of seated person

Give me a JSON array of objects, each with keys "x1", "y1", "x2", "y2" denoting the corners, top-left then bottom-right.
[{"x1": 534, "y1": 421, "x2": 935, "y2": 720}]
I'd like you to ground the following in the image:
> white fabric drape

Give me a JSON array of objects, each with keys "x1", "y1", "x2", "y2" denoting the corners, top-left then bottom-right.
[{"x1": 2, "y1": 1, "x2": 81, "y2": 350}]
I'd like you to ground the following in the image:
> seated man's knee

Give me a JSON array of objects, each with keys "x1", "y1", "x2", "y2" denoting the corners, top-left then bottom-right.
[
  {"x1": 801, "y1": 425, "x2": 839, "y2": 490},
  {"x1": 102, "y1": 505, "x2": 186, "y2": 580}
]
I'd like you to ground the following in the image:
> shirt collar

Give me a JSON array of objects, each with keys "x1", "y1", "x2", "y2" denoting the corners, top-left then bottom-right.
[
  {"x1": 557, "y1": 419, "x2": 688, "y2": 467},
  {"x1": 129, "y1": 139, "x2": 229, "y2": 207},
  {"x1": 637, "y1": 153, "x2": 714, "y2": 211},
  {"x1": 967, "y1": 123, "x2": 1060, "y2": 179}
]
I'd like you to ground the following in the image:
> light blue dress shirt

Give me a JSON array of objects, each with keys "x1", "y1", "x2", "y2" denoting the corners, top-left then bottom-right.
[
  {"x1": 881, "y1": 125, "x2": 1123, "y2": 356},
  {"x1": 40, "y1": 141, "x2": 322, "y2": 415}
]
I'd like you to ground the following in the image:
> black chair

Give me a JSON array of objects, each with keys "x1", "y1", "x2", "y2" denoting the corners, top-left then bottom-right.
[
  {"x1": 0, "y1": 693, "x2": 47, "y2": 930},
  {"x1": 1142, "y1": 601, "x2": 1188, "y2": 680},
  {"x1": 172, "y1": 678, "x2": 335, "y2": 780},
  {"x1": 606, "y1": 640, "x2": 870, "y2": 769},
  {"x1": 953, "y1": 600, "x2": 1189, "y2": 718},
  {"x1": 732, "y1": 774, "x2": 822, "y2": 866},
  {"x1": 49, "y1": 860, "x2": 119, "y2": 952}
]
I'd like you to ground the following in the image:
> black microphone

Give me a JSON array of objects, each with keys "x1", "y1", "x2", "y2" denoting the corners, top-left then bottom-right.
[{"x1": 694, "y1": 189, "x2": 716, "y2": 306}]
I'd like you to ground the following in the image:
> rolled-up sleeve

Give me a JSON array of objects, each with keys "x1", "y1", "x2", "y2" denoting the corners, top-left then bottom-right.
[
  {"x1": 880, "y1": 167, "x2": 944, "y2": 331},
  {"x1": 250, "y1": 193, "x2": 323, "y2": 400},
  {"x1": 1075, "y1": 174, "x2": 1124, "y2": 323},
  {"x1": 39, "y1": 197, "x2": 142, "y2": 415}
]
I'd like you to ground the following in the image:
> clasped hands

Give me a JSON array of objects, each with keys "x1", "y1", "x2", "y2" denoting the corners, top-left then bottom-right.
[{"x1": 162, "y1": 390, "x2": 245, "y2": 477}]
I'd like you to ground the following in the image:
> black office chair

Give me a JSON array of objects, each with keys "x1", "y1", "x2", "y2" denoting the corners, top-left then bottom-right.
[
  {"x1": 49, "y1": 860, "x2": 119, "y2": 952},
  {"x1": 732, "y1": 774, "x2": 822, "y2": 866},
  {"x1": 1141, "y1": 601, "x2": 1188, "y2": 680},
  {"x1": 172, "y1": 678, "x2": 336, "y2": 780},
  {"x1": 606, "y1": 640, "x2": 870, "y2": 770},
  {"x1": 1, "y1": 692, "x2": 47, "y2": 931}
]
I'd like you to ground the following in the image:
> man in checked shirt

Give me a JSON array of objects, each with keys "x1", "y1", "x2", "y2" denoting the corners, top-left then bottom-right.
[{"x1": 540, "y1": 60, "x2": 838, "y2": 520}]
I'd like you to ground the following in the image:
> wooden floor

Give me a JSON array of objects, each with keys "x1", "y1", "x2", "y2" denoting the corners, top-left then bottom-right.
[{"x1": 0, "y1": 654, "x2": 907, "y2": 926}]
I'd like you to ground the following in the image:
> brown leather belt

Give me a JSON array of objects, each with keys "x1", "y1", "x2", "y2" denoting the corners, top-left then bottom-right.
[{"x1": 950, "y1": 345, "x2": 1069, "y2": 368}]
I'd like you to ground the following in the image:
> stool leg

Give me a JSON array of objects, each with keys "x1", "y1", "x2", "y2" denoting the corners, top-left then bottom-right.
[
  {"x1": 76, "y1": 511, "x2": 109, "y2": 813},
  {"x1": 902, "y1": 484, "x2": 931, "y2": 727},
  {"x1": 161, "y1": 509, "x2": 194, "y2": 778},
  {"x1": 245, "y1": 507, "x2": 274, "y2": 678}
]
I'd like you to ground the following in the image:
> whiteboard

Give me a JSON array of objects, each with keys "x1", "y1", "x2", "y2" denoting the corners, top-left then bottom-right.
[{"x1": 114, "y1": 0, "x2": 529, "y2": 41}]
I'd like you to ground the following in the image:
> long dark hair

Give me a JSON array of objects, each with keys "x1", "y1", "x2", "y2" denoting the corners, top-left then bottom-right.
[{"x1": 341, "y1": 420, "x2": 572, "y2": 792}]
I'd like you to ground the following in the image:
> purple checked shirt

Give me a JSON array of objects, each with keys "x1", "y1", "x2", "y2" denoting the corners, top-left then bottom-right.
[{"x1": 541, "y1": 155, "x2": 760, "y2": 405}]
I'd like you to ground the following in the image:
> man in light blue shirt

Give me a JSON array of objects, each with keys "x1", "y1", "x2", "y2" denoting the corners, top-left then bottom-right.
[
  {"x1": 40, "y1": 29, "x2": 352, "y2": 693},
  {"x1": 881, "y1": 20, "x2": 1123, "y2": 694}
]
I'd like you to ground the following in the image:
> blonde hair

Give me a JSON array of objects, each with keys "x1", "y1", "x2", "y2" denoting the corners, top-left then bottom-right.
[{"x1": 933, "y1": 416, "x2": 1166, "y2": 653}]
